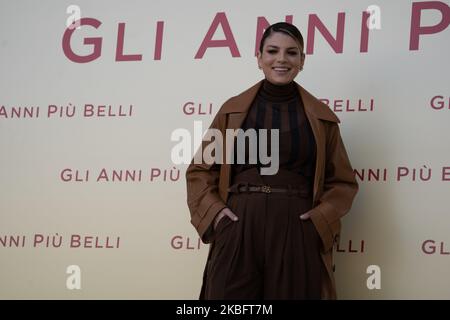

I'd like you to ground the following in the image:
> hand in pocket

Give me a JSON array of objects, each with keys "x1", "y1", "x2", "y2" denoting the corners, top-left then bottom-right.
[{"x1": 213, "y1": 207, "x2": 238, "y2": 231}]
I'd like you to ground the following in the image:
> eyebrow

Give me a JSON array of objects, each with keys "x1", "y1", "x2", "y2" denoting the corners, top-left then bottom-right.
[{"x1": 266, "y1": 45, "x2": 300, "y2": 50}]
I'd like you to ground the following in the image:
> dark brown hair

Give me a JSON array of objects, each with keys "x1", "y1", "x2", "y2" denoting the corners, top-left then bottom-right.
[{"x1": 259, "y1": 22, "x2": 304, "y2": 54}]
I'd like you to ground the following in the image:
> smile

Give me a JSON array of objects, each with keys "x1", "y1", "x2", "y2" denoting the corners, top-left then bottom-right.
[{"x1": 272, "y1": 67, "x2": 291, "y2": 74}]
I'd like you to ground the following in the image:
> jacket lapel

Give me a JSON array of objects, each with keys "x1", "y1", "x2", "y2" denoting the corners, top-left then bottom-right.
[
  {"x1": 218, "y1": 81, "x2": 262, "y2": 201},
  {"x1": 303, "y1": 101, "x2": 325, "y2": 205},
  {"x1": 300, "y1": 86, "x2": 340, "y2": 204}
]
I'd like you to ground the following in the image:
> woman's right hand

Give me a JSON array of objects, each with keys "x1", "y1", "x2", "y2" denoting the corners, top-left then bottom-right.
[{"x1": 213, "y1": 207, "x2": 238, "y2": 230}]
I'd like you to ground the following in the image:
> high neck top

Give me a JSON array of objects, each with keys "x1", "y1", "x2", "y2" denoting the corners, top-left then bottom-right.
[{"x1": 258, "y1": 78, "x2": 298, "y2": 102}]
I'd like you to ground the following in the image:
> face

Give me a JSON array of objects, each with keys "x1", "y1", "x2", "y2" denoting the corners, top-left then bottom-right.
[{"x1": 257, "y1": 32, "x2": 305, "y2": 85}]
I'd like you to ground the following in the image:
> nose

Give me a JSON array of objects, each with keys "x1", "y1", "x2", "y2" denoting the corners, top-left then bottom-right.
[{"x1": 276, "y1": 51, "x2": 288, "y2": 63}]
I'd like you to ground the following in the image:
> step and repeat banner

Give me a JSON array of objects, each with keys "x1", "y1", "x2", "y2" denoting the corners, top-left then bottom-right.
[{"x1": 1, "y1": 0, "x2": 449, "y2": 299}]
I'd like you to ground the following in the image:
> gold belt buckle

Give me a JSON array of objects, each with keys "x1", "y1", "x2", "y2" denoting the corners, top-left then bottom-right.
[{"x1": 261, "y1": 185, "x2": 271, "y2": 193}]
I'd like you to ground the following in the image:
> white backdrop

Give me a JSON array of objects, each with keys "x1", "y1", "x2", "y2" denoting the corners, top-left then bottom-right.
[{"x1": 1, "y1": 0, "x2": 449, "y2": 299}]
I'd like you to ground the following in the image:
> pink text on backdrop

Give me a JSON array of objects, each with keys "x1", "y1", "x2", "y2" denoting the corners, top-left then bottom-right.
[{"x1": 61, "y1": 2, "x2": 450, "y2": 63}]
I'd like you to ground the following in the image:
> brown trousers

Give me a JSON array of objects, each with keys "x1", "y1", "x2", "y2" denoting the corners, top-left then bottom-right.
[{"x1": 202, "y1": 168, "x2": 323, "y2": 300}]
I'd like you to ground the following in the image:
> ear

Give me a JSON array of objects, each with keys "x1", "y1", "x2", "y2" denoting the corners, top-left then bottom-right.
[
  {"x1": 256, "y1": 50, "x2": 262, "y2": 68},
  {"x1": 300, "y1": 52, "x2": 306, "y2": 68}
]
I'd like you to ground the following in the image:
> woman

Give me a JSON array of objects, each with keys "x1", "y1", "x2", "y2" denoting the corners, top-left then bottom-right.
[{"x1": 186, "y1": 22, "x2": 358, "y2": 299}]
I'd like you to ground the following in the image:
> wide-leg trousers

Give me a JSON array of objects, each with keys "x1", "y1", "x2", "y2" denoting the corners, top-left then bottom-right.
[{"x1": 203, "y1": 168, "x2": 323, "y2": 300}]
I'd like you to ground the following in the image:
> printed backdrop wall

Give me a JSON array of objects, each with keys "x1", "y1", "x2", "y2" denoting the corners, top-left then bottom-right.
[{"x1": 1, "y1": 0, "x2": 449, "y2": 299}]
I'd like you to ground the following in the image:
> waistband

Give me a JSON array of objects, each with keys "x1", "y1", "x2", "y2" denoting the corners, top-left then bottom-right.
[
  {"x1": 230, "y1": 168, "x2": 312, "y2": 197},
  {"x1": 228, "y1": 182, "x2": 310, "y2": 197}
]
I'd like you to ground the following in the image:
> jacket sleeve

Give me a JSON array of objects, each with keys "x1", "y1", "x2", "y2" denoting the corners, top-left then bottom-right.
[
  {"x1": 185, "y1": 113, "x2": 227, "y2": 243},
  {"x1": 309, "y1": 122, "x2": 359, "y2": 253}
]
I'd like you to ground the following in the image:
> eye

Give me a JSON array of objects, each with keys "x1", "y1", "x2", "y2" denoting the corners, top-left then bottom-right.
[
  {"x1": 267, "y1": 50, "x2": 277, "y2": 54},
  {"x1": 288, "y1": 52, "x2": 298, "y2": 55}
]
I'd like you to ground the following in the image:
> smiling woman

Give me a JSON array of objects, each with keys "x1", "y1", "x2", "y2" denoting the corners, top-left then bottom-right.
[
  {"x1": 257, "y1": 27, "x2": 305, "y2": 85},
  {"x1": 186, "y1": 22, "x2": 359, "y2": 300}
]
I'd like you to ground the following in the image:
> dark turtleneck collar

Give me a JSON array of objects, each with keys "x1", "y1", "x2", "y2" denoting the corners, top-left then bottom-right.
[{"x1": 258, "y1": 78, "x2": 298, "y2": 102}]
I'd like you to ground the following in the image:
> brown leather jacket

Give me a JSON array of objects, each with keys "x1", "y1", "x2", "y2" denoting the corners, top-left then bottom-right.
[{"x1": 186, "y1": 79, "x2": 359, "y2": 299}]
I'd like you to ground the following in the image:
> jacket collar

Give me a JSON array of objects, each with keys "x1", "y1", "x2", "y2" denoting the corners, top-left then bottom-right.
[{"x1": 220, "y1": 79, "x2": 340, "y2": 123}]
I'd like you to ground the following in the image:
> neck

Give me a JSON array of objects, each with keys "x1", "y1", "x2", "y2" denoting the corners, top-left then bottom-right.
[{"x1": 259, "y1": 78, "x2": 297, "y2": 101}]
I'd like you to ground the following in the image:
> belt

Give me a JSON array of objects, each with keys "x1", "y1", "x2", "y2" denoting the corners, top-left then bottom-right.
[{"x1": 228, "y1": 183, "x2": 310, "y2": 197}]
